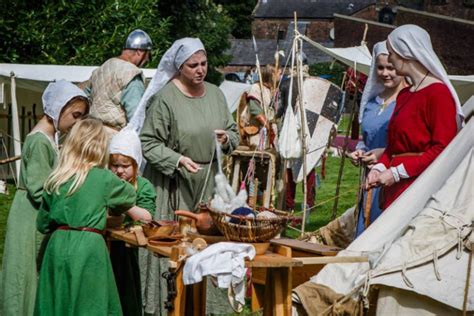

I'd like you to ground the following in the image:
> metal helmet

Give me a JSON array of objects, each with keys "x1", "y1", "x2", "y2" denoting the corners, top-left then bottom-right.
[{"x1": 124, "y1": 29, "x2": 152, "y2": 51}]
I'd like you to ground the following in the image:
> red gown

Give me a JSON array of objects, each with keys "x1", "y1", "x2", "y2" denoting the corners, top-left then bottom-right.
[{"x1": 378, "y1": 83, "x2": 457, "y2": 209}]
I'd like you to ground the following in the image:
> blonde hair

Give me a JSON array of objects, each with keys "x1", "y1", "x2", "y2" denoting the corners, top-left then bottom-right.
[{"x1": 44, "y1": 118, "x2": 109, "y2": 195}]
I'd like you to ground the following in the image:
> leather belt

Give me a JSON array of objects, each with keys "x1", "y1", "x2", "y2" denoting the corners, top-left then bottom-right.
[
  {"x1": 193, "y1": 158, "x2": 217, "y2": 165},
  {"x1": 57, "y1": 225, "x2": 104, "y2": 235},
  {"x1": 392, "y1": 152, "x2": 423, "y2": 158}
]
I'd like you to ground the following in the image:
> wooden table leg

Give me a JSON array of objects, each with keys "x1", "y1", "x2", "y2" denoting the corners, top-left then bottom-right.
[
  {"x1": 169, "y1": 264, "x2": 186, "y2": 316},
  {"x1": 271, "y1": 267, "x2": 292, "y2": 315},
  {"x1": 191, "y1": 279, "x2": 206, "y2": 316}
]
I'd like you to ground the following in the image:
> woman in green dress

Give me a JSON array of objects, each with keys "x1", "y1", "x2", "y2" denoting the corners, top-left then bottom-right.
[
  {"x1": 108, "y1": 127, "x2": 156, "y2": 316},
  {"x1": 0, "y1": 80, "x2": 89, "y2": 316},
  {"x1": 136, "y1": 38, "x2": 239, "y2": 314},
  {"x1": 34, "y1": 119, "x2": 151, "y2": 316}
]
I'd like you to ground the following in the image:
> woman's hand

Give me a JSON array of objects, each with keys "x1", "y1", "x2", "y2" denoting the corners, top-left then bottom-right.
[
  {"x1": 365, "y1": 169, "x2": 381, "y2": 189},
  {"x1": 214, "y1": 129, "x2": 228, "y2": 145},
  {"x1": 361, "y1": 148, "x2": 385, "y2": 167},
  {"x1": 347, "y1": 149, "x2": 365, "y2": 166},
  {"x1": 179, "y1": 156, "x2": 201, "y2": 173},
  {"x1": 377, "y1": 169, "x2": 395, "y2": 187}
]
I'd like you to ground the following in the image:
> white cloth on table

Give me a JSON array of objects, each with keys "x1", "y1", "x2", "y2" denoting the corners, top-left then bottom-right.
[{"x1": 183, "y1": 242, "x2": 256, "y2": 306}]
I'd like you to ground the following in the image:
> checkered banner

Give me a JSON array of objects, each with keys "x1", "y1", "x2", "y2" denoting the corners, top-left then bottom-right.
[{"x1": 292, "y1": 77, "x2": 343, "y2": 183}]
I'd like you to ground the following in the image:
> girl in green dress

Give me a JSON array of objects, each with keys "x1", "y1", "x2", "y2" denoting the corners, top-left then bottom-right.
[
  {"x1": 0, "y1": 80, "x2": 89, "y2": 316},
  {"x1": 34, "y1": 119, "x2": 151, "y2": 316},
  {"x1": 108, "y1": 127, "x2": 156, "y2": 316}
]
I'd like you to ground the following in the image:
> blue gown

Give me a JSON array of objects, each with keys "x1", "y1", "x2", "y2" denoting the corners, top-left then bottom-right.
[{"x1": 355, "y1": 97, "x2": 395, "y2": 237}]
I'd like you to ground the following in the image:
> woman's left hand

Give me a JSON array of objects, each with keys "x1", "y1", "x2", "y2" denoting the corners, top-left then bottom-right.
[
  {"x1": 361, "y1": 148, "x2": 384, "y2": 167},
  {"x1": 214, "y1": 129, "x2": 228, "y2": 144},
  {"x1": 376, "y1": 169, "x2": 395, "y2": 187}
]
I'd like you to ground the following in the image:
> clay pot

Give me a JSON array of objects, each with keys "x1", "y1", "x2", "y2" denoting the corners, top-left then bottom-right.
[{"x1": 175, "y1": 209, "x2": 220, "y2": 236}]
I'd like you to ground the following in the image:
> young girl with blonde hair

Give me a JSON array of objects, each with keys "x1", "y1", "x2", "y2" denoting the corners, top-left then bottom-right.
[
  {"x1": 34, "y1": 118, "x2": 150, "y2": 315},
  {"x1": 0, "y1": 80, "x2": 89, "y2": 316}
]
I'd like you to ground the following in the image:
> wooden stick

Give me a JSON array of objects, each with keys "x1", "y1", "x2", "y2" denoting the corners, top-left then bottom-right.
[
  {"x1": 0, "y1": 155, "x2": 21, "y2": 165},
  {"x1": 293, "y1": 12, "x2": 309, "y2": 236},
  {"x1": 364, "y1": 188, "x2": 373, "y2": 229},
  {"x1": 294, "y1": 256, "x2": 368, "y2": 265},
  {"x1": 331, "y1": 76, "x2": 358, "y2": 220}
]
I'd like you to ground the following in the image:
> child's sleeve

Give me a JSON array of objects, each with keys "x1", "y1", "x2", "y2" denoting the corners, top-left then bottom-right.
[
  {"x1": 136, "y1": 178, "x2": 156, "y2": 217},
  {"x1": 37, "y1": 193, "x2": 53, "y2": 234},
  {"x1": 106, "y1": 172, "x2": 137, "y2": 216}
]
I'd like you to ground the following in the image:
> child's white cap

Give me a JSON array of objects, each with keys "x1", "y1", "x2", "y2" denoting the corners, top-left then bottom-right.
[{"x1": 109, "y1": 126, "x2": 143, "y2": 167}]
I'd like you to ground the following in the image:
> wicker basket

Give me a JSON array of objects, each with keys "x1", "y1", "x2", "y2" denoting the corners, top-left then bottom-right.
[{"x1": 207, "y1": 207, "x2": 290, "y2": 243}]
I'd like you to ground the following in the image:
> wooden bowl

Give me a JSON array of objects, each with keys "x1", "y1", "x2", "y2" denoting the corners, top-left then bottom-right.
[
  {"x1": 142, "y1": 220, "x2": 177, "y2": 238},
  {"x1": 251, "y1": 242, "x2": 270, "y2": 255}
]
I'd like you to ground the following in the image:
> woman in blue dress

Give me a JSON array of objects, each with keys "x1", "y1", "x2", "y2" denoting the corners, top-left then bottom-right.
[{"x1": 348, "y1": 41, "x2": 406, "y2": 237}]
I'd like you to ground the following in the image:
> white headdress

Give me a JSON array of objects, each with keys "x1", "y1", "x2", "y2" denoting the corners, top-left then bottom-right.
[
  {"x1": 359, "y1": 41, "x2": 389, "y2": 122},
  {"x1": 128, "y1": 37, "x2": 206, "y2": 132},
  {"x1": 387, "y1": 24, "x2": 464, "y2": 126},
  {"x1": 42, "y1": 79, "x2": 89, "y2": 144},
  {"x1": 109, "y1": 126, "x2": 143, "y2": 167}
]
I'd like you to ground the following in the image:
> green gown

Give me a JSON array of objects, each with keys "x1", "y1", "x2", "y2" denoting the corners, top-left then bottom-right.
[
  {"x1": 110, "y1": 176, "x2": 156, "y2": 316},
  {"x1": 0, "y1": 131, "x2": 57, "y2": 316},
  {"x1": 140, "y1": 81, "x2": 239, "y2": 315},
  {"x1": 34, "y1": 167, "x2": 136, "y2": 316}
]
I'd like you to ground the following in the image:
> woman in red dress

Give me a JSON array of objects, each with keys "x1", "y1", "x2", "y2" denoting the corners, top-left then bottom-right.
[{"x1": 366, "y1": 24, "x2": 464, "y2": 209}]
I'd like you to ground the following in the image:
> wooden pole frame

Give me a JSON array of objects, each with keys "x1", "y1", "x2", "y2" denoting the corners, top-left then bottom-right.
[{"x1": 293, "y1": 12, "x2": 309, "y2": 235}]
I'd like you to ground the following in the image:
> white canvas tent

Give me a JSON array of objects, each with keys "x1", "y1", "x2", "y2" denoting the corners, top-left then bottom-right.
[
  {"x1": 0, "y1": 63, "x2": 156, "y2": 178},
  {"x1": 0, "y1": 63, "x2": 251, "y2": 179},
  {"x1": 293, "y1": 103, "x2": 474, "y2": 313}
]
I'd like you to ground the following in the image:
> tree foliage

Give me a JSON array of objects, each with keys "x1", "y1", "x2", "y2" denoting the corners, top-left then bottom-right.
[
  {"x1": 0, "y1": 0, "x2": 235, "y2": 83},
  {"x1": 214, "y1": 0, "x2": 258, "y2": 39}
]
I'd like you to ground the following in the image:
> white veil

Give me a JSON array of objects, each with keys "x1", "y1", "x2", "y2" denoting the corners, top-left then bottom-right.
[
  {"x1": 128, "y1": 37, "x2": 206, "y2": 133},
  {"x1": 359, "y1": 41, "x2": 389, "y2": 122},
  {"x1": 387, "y1": 24, "x2": 464, "y2": 127}
]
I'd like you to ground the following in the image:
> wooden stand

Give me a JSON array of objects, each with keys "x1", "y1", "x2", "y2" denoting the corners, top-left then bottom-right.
[{"x1": 229, "y1": 148, "x2": 277, "y2": 208}]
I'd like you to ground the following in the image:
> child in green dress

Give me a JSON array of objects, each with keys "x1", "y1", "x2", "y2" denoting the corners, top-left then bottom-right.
[
  {"x1": 0, "y1": 80, "x2": 89, "y2": 316},
  {"x1": 108, "y1": 127, "x2": 156, "y2": 316},
  {"x1": 34, "y1": 119, "x2": 151, "y2": 316}
]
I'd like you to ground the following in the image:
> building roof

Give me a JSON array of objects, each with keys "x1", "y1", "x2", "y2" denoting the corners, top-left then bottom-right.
[
  {"x1": 253, "y1": 0, "x2": 375, "y2": 19},
  {"x1": 227, "y1": 38, "x2": 333, "y2": 66}
]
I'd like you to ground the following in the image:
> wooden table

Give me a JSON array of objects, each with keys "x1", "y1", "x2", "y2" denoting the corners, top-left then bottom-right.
[{"x1": 107, "y1": 229, "x2": 304, "y2": 315}]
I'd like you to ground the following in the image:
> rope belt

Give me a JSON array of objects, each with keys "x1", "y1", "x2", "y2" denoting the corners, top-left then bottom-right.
[{"x1": 57, "y1": 225, "x2": 104, "y2": 235}]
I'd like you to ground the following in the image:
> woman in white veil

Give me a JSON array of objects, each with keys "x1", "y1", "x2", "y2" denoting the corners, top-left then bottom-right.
[
  {"x1": 137, "y1": 37, "x2": 239, "y2": 315},
  {"x1": 366, "y1": 25, "x2": 463, "y2": 209},
  {"x1": 348, "y1": 40, "x2": 406, "y2": 237}
]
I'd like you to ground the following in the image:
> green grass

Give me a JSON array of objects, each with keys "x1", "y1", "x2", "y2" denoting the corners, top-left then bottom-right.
[
  {"x1": 0, "y1": 184, "x2": 15, "y2": 266},
  {"x1": 284, "y1": 156, "x2": 359, "y2": 239}
]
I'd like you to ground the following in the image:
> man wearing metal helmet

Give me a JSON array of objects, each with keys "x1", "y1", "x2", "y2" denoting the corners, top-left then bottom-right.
[{"x1": 85, "y1": 29, "x2": 152, "y2": 132}]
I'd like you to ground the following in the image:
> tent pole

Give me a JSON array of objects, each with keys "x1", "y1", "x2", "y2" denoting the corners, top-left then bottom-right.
[
  {"x1": 294, "y1": 12, "x2": 308, "y2": 236},
  {"x1": 10, "y1": 73, "x2": 21, "y2": 182},
  {"x1": 331, "y1": 69, "x2": 358, "y2": 220}
]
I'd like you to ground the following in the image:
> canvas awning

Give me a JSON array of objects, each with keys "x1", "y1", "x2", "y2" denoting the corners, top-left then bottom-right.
[{"x1": 0, "y1": 63, "x2": 156, "y2": 92}]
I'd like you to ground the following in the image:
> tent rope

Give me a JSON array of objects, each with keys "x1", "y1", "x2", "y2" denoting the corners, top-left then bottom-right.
[{"x1": 462, "y1": 224, "x2": 473, "y2": 315}]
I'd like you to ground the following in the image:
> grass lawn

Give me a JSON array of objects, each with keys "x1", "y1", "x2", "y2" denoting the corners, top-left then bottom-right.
[
  {"x1": 284, "y1": 155, "x2": 359, "y2": 239},
  {"x1": 0, "y1": 184, "x2": 15, "y2": 266}
]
